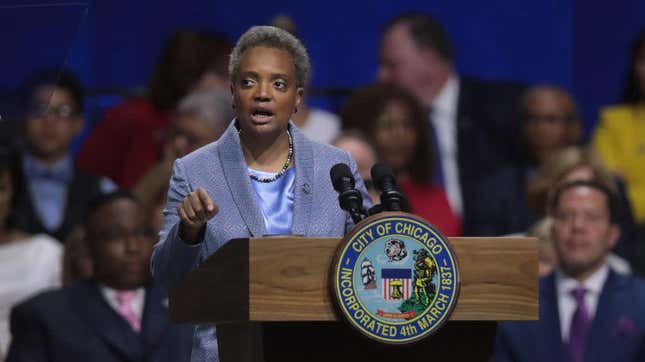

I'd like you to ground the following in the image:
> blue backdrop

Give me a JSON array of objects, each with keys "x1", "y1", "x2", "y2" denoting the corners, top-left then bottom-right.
[{"x1": 2, "y1": 0, "x2": 644, "y2": 138}]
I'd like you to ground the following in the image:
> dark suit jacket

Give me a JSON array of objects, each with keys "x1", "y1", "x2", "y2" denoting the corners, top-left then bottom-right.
[
  {"x1": 464, "y1": 164, "x2": 536, "y2": 236},
  {"x1": 12, "y1": 165, "x2": 104, "y2": 241},
  {"x1": 7, "y1": 280, "x2": 192, "y2": 362},
  {"x1": 456, "y1": 77, "x2": 526, "y2": 234},
  {"x1": 494, "y1": 271, "x2": 645, "y2": 362}
]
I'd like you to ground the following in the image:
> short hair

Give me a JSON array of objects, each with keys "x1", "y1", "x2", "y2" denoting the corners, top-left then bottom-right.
[
  {"x1": 21, "y1": 68, "x2": 84, "y2": 113},
  {"x1": 547, "y1": 180, "x2": 619, "y2": 224},
  {"x1": 84, "y1": 191, "x2": 139, "y2": 237},
  {"x1": 382, "y1": 12, "x2": 453, "y2": 62},
  {"x1": 520, "y1": 84, "x2": 580, "y2": 123},
  {"x1": 228, "y1": 25, "x2": 310, "y2": 88},
  {"x1": 176, "y1": 89, "x2": 234, "y2": 131}
]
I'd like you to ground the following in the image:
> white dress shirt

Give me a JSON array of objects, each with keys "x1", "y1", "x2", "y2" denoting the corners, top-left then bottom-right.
[
  {"x1": 0, "y1": 234, "x2": 62, "y2": 359},
  {"x1": 556, "y1": 264, "x2": 609, "y2": 342},
  {"x1": 100, "y1": 285, "x2": 146, "y2": 322},
  {"x1": 431, "y1": 75, "x2": 462, "y2": 216}
]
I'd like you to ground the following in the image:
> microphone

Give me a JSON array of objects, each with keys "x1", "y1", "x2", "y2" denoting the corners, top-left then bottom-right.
[
  {"x1": 330, "y1": 163, "x2": 365, "y2": 224},
  {"x1": 371, "y1": 163, "x2": 410, "y2": 212}
]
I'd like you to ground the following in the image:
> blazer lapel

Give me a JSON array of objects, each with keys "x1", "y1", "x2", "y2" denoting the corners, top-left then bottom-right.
[
  {"x1": 70, "y1": 280, "x2": 143, "y2": 361},
  {"x1": 217, "y1": 122, "x2": 266, "y2": 236},
  {"x1": 290, "y1": 124, "x2": 313, "y2": 236},
  {"x1": 540, "y1": 274, "x2": 567, "y2": 362},
  {"x1": 585, "y1": 271, "x2": 625, "y2": 362}
]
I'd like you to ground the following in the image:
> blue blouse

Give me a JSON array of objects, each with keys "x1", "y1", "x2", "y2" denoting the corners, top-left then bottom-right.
[{"x1": 248, "y1": 167, "x2": 295, "y2": 235}]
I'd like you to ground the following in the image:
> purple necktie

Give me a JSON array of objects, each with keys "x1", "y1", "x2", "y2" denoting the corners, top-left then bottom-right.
[{"x1": 568, "y1": 287, "x2": 591, "y2": 362}]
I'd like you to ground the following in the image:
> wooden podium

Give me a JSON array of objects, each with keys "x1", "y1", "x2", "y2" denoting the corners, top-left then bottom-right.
[{"x1": 170, "y1": 235, "x2": 538, "y2": 361}]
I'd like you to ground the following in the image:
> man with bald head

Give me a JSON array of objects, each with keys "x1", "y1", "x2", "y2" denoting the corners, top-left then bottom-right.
[
  {"x1": 378, "y1": 12, "x2": 526, "y2": 232},
  {"x1": 522, "y1": 85, "x2": 582, "y2": 165},
  {"x1": 494, "y1": 181, "x2": 645, "y2": 362},
  {"x1": 466, "y1": 84, "x2": 583, "y2": 236}
]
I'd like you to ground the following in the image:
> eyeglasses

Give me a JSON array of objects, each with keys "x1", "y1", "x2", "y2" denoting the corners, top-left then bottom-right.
[{"x1": 27, "y1": 103, "x2": 78, "y2": 119}]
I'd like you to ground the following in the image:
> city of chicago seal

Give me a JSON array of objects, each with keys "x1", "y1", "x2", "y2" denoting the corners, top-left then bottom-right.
[{"x1": 332, "y1": 212, "x2": 460, "y2": 344}]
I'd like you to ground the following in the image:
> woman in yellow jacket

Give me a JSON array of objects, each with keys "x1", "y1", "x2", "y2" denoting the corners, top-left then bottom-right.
[{"x1": 593, "y1": 28, "x2": 645, "y2": 224}]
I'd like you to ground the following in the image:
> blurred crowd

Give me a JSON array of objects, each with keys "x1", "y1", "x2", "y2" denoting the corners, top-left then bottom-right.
[{"x1": 0, "y1": 11, "x2": 644, "y2": 362}]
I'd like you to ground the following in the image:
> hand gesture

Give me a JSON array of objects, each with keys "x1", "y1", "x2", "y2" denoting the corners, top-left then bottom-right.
[{"x1": 177, "y1": 187, "x2": 219, "y2": 241}]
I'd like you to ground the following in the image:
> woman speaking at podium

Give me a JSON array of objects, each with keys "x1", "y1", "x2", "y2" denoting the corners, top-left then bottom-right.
[{"x1": 151, "y1": 25, "x2": 369, "y2": 360}]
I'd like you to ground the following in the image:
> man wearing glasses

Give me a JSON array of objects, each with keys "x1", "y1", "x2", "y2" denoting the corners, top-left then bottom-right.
[{"x1": 12, "y1": 69, "x2": 116, "y2": 242}]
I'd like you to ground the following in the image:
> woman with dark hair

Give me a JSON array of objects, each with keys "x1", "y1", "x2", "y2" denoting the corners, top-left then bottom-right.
[
  {"x1": 76, "y1": 31, "x2": 232, "y2": 190},
  {"x1": 342, "y1": 83, "x2": 461, "y2": 236},
  {"x1": 0, "y1": 145, "x2": 62, "y2": 359},
  {"x1": 592, "y1": 28, "x2": 645, "y2": 226}
]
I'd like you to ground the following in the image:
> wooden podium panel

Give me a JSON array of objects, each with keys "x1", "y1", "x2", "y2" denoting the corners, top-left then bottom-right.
[
  {"x1": 170, "y1": 236, "x2": 538, "y2": 323},
  {"x1": 169, "y1": 234, "x2": 538, "y2": 362}
]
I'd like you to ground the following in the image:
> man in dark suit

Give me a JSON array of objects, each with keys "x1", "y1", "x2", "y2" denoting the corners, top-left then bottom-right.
[
  {"x1": 494, "y1": 181, "x2": 645, "y2": 362},
  {"x1": 7, "y1": 192, "x2": 192, "y2": 362},
  {"x1": 378, "y1": 12, "x2": 526, "y2": 232}
]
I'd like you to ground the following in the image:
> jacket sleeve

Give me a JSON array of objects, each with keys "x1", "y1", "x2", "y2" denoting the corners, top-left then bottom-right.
[
  {"x1": 150, "y1": 158, "x2": 203, "y2": 291},
  {"x1": 492, "y1": 323, "x2": 515, "y2": 362},
  {"x1": 6, "y1": 302, "x2": 49, "y2": 362}
]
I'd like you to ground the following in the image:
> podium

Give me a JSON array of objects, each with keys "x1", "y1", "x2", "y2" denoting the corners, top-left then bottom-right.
[{"x1": 170, "y1": 235, "x2": 538, "y2": 361}]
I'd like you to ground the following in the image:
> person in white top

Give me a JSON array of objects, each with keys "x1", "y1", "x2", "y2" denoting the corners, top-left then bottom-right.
[
  {"x1": 494, "y1": 180, "x2": 645, "y2": 362},
  {"x1": 0, "y1": 146, "x2": 62, "y2": 359}
]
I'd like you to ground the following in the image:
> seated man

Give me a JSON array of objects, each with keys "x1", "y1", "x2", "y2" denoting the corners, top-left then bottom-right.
[
  {"x1": 465, "y1": 84, "x2": 582, "y2": 236},
  {"x1": 7, "y1": 192, "x2": 192, "y2": 362},
  {"x1": 13, "y1": 69, "x2": 115, "y2": 241},
  {"x1": 494, "y1": 181, "x2": 645, "y2": 362}
]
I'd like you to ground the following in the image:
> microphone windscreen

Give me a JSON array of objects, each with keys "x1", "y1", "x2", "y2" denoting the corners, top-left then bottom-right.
[
  {"x1": 371, "y1": 163, "x2": 395, "y2": 188},
  {"x1": 330, "y1": 163, "x2": 354, "y2": 191}
]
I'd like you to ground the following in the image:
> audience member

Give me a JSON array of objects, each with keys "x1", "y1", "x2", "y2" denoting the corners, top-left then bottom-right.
[
  {"x1": 12, "y1": 69, "x2": 115, "y2": 241},
  {"x1": 76, "y1": 31, "x2": 232, "y2": 189},
  {"x1": 494, "y1": 181, "x2": 645, "y2": 362},
  {"x1": 342, "y1": 83, "x2": 461, "y2": 236},
  {"x1": 271, "y1": 14, "x2": 341, "y2": 144},
  {"x1": 333, "y1": 131, "x2": 380, "y2": 204},
  {"x1": 530, "y1": 216, "x2": 631, "y2": 278},
  {"x1": 528, "y1": 147, "x2": 639, "y2": 273},
  {"x1": 592, "y1": 28, "x2": 645, "y2": 227},
  {"x1": 7, "y1": 192, "x2": 192, "y2": 361},
  {"x1": 466, "y1": 85, "x2": 582, "y2": 236},
  {"x1": 378, "y1": 12, "x2": 526, "y2": 227},
  {"x1": 0, "y1": 145, "x2": 62, "y2": 359},
  {"x1": 133, "y1": 89, "x2": 232, "y2": 209}
]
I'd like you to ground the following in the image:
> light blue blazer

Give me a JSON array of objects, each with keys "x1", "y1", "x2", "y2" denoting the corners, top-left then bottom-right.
[{"x1": 151, "y1": 121, "x2": 369, "y2": 361}]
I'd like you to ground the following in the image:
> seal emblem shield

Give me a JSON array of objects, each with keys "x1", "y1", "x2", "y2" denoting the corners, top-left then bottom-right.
[{"x1": 332, "y1": 212, "x2": 460, "y2": 344}]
